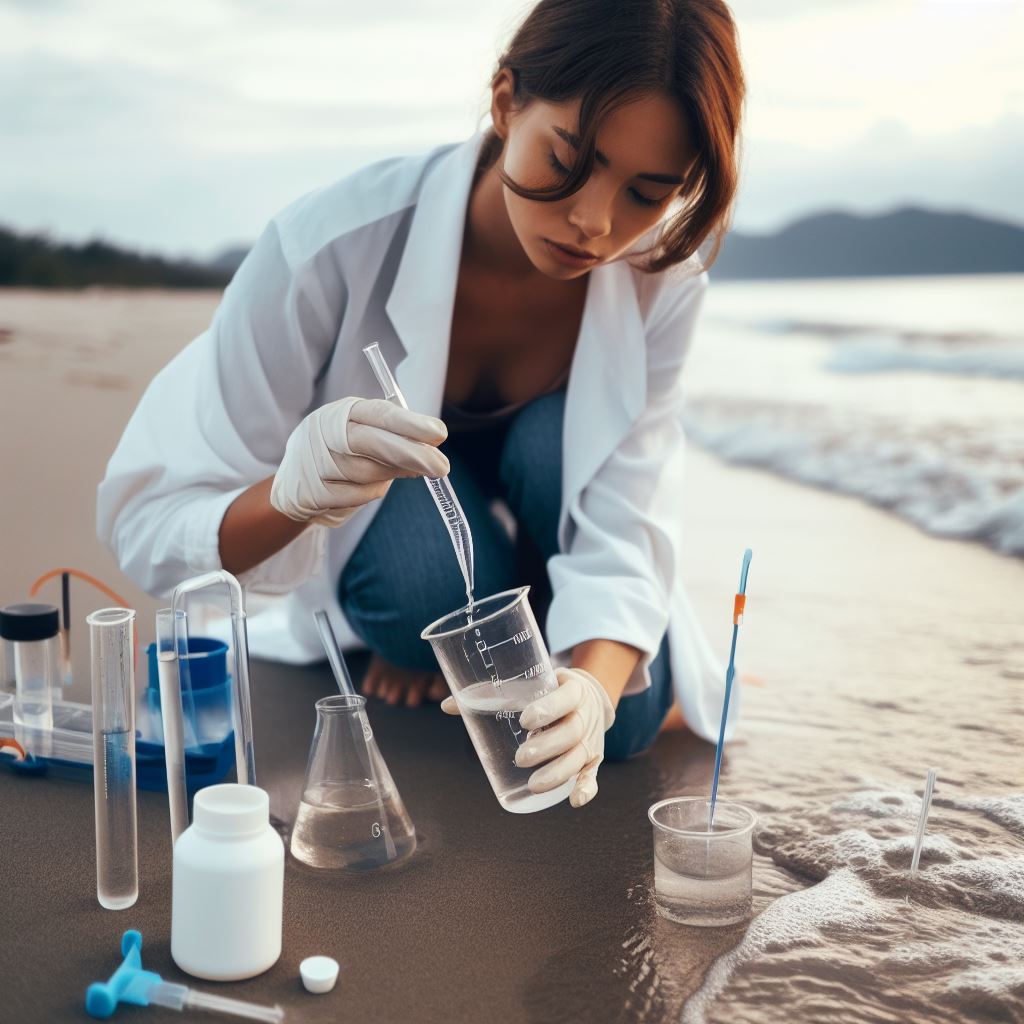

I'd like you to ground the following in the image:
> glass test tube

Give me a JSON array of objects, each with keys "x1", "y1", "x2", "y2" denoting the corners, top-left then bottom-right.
[{"x1": 88, "y1": 608, "x2": 139, "y2": 910}]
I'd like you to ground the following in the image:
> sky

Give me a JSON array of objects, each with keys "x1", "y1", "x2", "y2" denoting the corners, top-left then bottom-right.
[{"x1": 1, "y1": 0, "x2": 1021, "y2": 258}]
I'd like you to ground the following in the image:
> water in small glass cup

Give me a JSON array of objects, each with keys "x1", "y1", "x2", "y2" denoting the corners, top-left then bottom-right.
[
  {"x1": 421, "y1": 587, "x2": 573, "y2": 813},
  {"x1": 649, "y1": 797, "x2": 756, "y2": 926}
]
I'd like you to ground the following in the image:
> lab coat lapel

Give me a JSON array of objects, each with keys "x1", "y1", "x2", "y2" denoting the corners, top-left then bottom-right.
[
  {"x1": 385, "y1": 134, "x2": 484, "y2": 416},
  {"x1": 562, "y1": 260, "x2": 647, "y2": 515},
  {"x1": 383, "y1": 131, "x2": 648, "y2": 517}
]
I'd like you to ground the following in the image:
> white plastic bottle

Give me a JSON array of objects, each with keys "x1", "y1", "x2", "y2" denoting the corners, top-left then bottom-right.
[{"x1": 171, "y1": 784, "x2": 284, "y2": 980}]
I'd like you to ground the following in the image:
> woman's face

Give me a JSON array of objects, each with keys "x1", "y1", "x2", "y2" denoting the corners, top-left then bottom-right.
[{"x1": 494, "y1": 81, "x2": 695, "y2": 279}]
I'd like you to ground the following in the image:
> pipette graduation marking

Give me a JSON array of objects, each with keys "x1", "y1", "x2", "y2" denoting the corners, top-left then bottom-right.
[{"x1": 708, "y1": 548, "x2": 753, "y2": 831}]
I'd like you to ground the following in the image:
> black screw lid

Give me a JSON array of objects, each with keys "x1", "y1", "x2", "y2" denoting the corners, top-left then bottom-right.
[{"x1": 0, "y1": 603, "x2": 60, "y2": 642}]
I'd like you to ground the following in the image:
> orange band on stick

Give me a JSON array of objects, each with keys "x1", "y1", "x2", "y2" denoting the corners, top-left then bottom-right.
[{"x1": 733, "y1": 593, "x2": 746, "y2": 625}]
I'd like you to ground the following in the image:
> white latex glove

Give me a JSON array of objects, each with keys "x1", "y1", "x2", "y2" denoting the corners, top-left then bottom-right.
[
  {"x1": 270, "y1": 397, "x2": 449, "y2": 527},
  {"x1": 442, "y1": 666, "x2": 616, "y2": 808}
]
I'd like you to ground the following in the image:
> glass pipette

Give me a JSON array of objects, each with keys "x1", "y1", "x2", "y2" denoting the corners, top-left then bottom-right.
[
  {"x1": 147, "y1": 983, "x2": 284, "y2": 1022},
  {"x1": 363, "y1": 343, "x2": 475, "y2": 606},
  {"x1": 910, "y1": 767, "x2": 938, "y2": 876}
]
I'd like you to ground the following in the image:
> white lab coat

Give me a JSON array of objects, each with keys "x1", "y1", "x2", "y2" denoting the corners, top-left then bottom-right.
[{"x1": 97, "y1": 131, "x2": 735, "y2": 742}]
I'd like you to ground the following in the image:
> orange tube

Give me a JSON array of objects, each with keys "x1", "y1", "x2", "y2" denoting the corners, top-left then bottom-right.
[
  {"x1": 0, "y1": 737, "x2": 27, "y2": 761},
  {"x1": 29, "y1": 569, "x2": 139, "y2": 671}
]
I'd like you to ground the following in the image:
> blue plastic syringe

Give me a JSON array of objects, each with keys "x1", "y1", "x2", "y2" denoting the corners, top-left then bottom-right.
[{"x1": 87, "y1": 931, "x2": 284, "y2": 1022}]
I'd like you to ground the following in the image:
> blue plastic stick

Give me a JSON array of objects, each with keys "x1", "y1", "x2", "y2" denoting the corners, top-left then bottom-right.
[{"x1": 708, "y1": 548, "x2": 753, "y2": 830}]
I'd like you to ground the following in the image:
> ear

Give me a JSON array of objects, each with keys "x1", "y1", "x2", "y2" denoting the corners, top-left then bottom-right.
[{"x1": 490, "y1": 67, "x2": 520, "y2": 141}]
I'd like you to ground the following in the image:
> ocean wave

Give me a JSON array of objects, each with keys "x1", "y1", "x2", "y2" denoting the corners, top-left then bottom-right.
[
  {"x1": 683, "y1": 398, "x2": 1024, "y2": 557},
  {"x1": 681, "y1": 786, "x2": 1024, "y2": 1023},
  {"x1": 825, "y1": 339, "x2": 1024, "y2": 379},
  {"x1": 740, "y1": 318, "x2": 1024, "y2": 381}
]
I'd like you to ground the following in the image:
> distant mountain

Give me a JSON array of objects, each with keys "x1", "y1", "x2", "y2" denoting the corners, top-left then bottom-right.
[
  {"x1": 0, "y1": 226, "x2": 231, "y2": 288},
  {"x1": 4, "y1": 206, "x2": 1022, "y2": 289},
  {"x1": 209, "y1": 245, "x2": 250, "y2": 275},
  {"x1": 711, "y1": 207, "x2": 1024, "y2": 280}
]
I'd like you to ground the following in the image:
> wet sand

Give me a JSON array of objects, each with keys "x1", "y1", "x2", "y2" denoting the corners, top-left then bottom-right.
[{"x1": 0, "y1": 288, "x2": 1021, "y2": 1021}]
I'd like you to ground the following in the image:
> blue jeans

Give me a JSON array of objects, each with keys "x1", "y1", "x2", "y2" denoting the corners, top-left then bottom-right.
[{"x1": 338, "y1": 391, "x2": 674, "y2": 761}]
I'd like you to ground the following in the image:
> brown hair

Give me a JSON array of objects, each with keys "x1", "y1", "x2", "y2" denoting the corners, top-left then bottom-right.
[{"x1": 478, "y1": 0, "x2": 744, "y2": 273}]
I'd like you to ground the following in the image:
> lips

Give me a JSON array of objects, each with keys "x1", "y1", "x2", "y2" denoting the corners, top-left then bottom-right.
[{"x1": 550, "y1": 240, "x2": 598, "y2": 259}]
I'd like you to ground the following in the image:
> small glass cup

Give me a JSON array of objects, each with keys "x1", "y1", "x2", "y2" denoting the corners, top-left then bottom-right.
[{"x1": 648, "y1": 797, "x2": 756, "y2": 926}]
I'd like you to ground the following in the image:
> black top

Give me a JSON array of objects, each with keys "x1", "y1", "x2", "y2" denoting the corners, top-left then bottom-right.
[
  {"x1": 0, "y1": 603, "x2": 60, "y2": 642},
  {"x1": 442, "y1": 366, "x2": 571, "y2": 434}
]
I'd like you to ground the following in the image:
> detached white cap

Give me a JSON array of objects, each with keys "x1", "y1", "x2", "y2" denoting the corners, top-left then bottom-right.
[{"x1": 300, "y1": 956, "x2": 339, "y2": 994}]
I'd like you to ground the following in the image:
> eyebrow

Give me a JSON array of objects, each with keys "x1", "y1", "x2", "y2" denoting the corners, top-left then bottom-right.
[{"x1": 552, "y1": 126, "x2": 685, "y2": 185}]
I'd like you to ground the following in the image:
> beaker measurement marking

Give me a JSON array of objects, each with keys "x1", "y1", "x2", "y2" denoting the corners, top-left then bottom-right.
[
  {"x1": 480, "y1": 630, "x2": 533, "y2": 652},
  {"x1": 495, "y1": 710, "x2": 523, "y2": 745},
  {"x1": 495, "y1": 662, "x2": 548, "y2": 684},
  {"x1": 372, "y1": 822, "x2": 384, "y2": 838},
  {"x1": 474, "y1": 639, "x2": 496, "y2": 669}
]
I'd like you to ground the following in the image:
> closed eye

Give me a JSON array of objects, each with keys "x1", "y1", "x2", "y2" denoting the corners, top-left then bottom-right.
[{"x1": 547, "y1": 151, "x2": 670, "y2": 208}]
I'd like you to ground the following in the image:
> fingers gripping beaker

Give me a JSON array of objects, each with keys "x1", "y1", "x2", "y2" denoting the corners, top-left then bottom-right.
[{"x1": 290, "y1": 696, "x2": 416, "y2": 871}]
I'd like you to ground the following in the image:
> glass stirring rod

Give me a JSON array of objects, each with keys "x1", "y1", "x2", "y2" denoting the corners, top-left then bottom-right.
[{"x1": 363, "y1": 343, "x2": 475, "y2": 607}]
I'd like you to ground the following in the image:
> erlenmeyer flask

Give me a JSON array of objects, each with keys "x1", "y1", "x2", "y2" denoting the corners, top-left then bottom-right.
[{"x1": 290, "y1": 695, "x2": 416, "y2": 871}]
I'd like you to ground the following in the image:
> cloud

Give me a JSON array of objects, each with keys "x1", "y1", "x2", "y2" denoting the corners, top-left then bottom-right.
[
  {"x1": 733, "y1": 112, "x2": 1024, "y2": 231},
  {"x1": 1, "y1": 0, "x2": 1021, "y2": 251}
]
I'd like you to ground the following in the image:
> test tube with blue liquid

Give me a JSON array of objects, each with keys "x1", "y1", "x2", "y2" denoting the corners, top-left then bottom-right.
[{"x1": 87, "y1": 607, "x2": 139, "y2": 910}]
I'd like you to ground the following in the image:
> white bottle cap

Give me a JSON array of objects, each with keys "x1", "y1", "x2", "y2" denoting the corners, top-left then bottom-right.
[
  {"x1": 300, "y1": 956, "x2": 339, "y2": 994},
  {"x1": 192, "y1": 784, "x2": 269, "y2": 835}
]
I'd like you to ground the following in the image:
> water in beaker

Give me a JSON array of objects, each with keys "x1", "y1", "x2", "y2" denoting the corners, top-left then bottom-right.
[
  {"x1": 290, "y1": 695, "x2": 416, "y2": 871},
  {"x1": 649, "y1": 797, "x2": 756, "y2": 926},
  {"x1": 421, "y1": 587, "x2": 574, "y2": 814}
]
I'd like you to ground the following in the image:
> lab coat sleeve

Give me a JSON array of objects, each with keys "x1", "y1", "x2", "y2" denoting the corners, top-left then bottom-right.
[
  {"x1": 546, "y1": 272, "x2": 707, "y2": 696},
  {"x1": 97, "y1": 218, "x2": 344, "y2": 598}
]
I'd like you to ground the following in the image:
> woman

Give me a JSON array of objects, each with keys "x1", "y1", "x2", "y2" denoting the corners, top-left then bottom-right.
[{"x1": 98, "y1": 0, "x2": 745, "y2": 808}]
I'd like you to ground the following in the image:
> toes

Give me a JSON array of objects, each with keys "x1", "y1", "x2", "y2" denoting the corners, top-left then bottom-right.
[
  {"x1": 405, "y1": 675, "x2": 429, "y2": 707},
  {"x1": 427, "y1": 675, "x2": 448, "y2": 702}
]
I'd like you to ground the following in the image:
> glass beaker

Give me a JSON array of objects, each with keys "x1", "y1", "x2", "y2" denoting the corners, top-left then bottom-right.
[
  {"x1": 421, "y1": 587, "x2": 574, "y2": 814},
  {"x1": 290, "y1": 695, "x2": 416, "y2": 871},
  {"x1": 648, "y1": 797, "x2": 756, "y2": 926}
]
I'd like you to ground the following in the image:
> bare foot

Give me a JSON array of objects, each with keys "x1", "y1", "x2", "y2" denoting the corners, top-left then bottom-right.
[
  {"x1": 361, "y1": 653, "x2": 448, "y2": 707},
  {"x1": 659, "y1": 700, "x2": 686, "y2": 733}
]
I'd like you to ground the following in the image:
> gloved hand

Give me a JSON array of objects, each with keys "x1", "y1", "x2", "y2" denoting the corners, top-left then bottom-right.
[
  {"x1": 271, "y1": 397, "x2": 449, "y2": 527},
  {"x1": 442, "y1": 666, "x2": 616, "y2": 808}
]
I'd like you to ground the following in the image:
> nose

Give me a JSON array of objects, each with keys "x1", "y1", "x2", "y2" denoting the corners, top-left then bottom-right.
[{"x1": 566, "y1": 182, "x2": 612, "y2": 241}]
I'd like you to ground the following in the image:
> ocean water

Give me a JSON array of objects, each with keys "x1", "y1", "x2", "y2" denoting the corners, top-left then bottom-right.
[
  {"x1": 680, "y1": 788, "x2": 1024, "y2": 1023},
  {"x1": 686, "y1": 275, "x2": 1024, "y2": 556}
]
